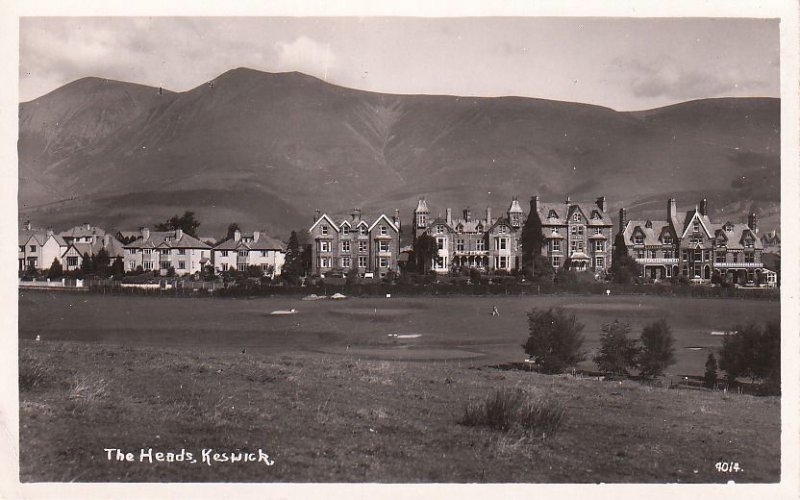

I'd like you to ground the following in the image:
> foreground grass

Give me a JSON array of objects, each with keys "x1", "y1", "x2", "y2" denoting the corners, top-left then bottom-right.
[{"x1": 19, "y1": 340, "x2": 780, "y2": 483}]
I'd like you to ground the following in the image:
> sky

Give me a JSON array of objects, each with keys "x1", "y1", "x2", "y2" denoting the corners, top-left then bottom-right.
[{"x1": 19, "y1": 16, "x2": 780, "y2": 111}]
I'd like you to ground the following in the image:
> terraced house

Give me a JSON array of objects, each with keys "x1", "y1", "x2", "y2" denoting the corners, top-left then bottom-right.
[
  {"x1": 532, "y1": 196, "x2": 614, "y2": 273},
  {"x1": 211, "y1": 229, "x2": 286, "y2": 276},
  {"x1": 617, "y1": 198, "x2": 768, "y2": 284},
  {"x1": 412, "y1": 198, "x2": 526, "y2": 273},
  {"x1": 309, "y1": 209, "x2": 400, "y2": 277},
  {"x1": 123, "y1": 228, "x2": 211, "y2": 276}
]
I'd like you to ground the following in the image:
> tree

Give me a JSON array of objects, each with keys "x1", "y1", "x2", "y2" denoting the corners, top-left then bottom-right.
[
  {"x1": 282, "y1": 231, "x2": 303, "y2": 283},
  {"x1": 522, "y1": 307, "x2": 585, "y2": 374},
  {"x1": 610, "y1": 233, "x2": 641, "y2": 284},
  {"x1": 638, "y1": 319, "x2": 676, "y2": 378},
  {"x1": 719, "y1": 321, "x2": 780, "y2": 388},
  {"x1": 704, "y1": 353, "x2": 718, "y2": 389},
  {"x1": 346, "y1": 266, "x2": 360, "y2": 285},
  {"x1": 594, "y1": 320, "x2": 640, "y2": 376},
  {"x1": 80, "y1": 252, "x2": 94, "y2": 275},
  {"x1": 413, "y1": 233, "x2": 438, "y2": 274},
  {"x1": 155, "y1": 211, "x2": 201, "y2": 237},
  {"x1": 47, "y1": 258, "x2": 63, "y2": 280},
  {"x1": 520, "y1": 209, "x2": 544, "y2": 277},
  {"x1": 225, "y1": 222, "x2": 241, "y2": 241},
  {"x1": 94, "y1": 248, "x2": 111, "y2": 278},
  {"x1": 111, "y1": 257, "x2": 124, "y2": 278},
  {"x1": 531, "y1": 254, "x2": 555, "y2": 282},
  {"x1": 469, "y1": 267, "x2": 482, "y2": 285}
]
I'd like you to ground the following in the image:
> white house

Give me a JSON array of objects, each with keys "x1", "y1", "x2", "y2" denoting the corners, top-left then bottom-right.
[
  {"x1": 212, "y1": 230, "x2": 285, "y2": 276},
  {"x1": 123, "y1": 228, "x2": 211, "y2": 276}
]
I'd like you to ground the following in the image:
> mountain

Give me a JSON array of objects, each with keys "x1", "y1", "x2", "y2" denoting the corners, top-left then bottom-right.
[{"x1": 18, "y1": 67, "x2": 781, "y2": 241}]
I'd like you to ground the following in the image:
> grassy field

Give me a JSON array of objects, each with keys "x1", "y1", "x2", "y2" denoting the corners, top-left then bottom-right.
[{"x1": 18, "y1": 291, "x2": 781, "y2": 482}]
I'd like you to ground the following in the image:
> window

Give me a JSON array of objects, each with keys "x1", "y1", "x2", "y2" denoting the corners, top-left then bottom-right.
[
  {"x1": 437, "y1": 238, "x2": 445, "y2": 250},
  {"x1": 144, "y1": 248, "x2": 153, "y2": 255},
  {"x1": 703, "y1": 250, "x2": 711, "y2": 261},
  {"x1": 178, "y1": 249, "x2": 186, "y2": 255},
  {"x1": 572, "y1": 213, "x2": 581, "y2": 222},
  {"x1": 128, "y1": 261, "x2": 136, "y2": 270},
  {"x1": 693, "y1": 249, "x2": 702, "y2": 261},
  {"x1": 663, "y1": 234, "x2": 672, "y2": 244},
  {"x1": 29, "y1": 245, "x2": 36, "y2": 252},
  {"x1": 179, "y1": 261, "x2": 186, "y2": 270},
  {"x1": 636, "y1": 250, "x2": 645, "y2": 259},
  {"x1": 379, "y1": 257, "x2": 389, "y2": 268},
  {"x1": 571, "y1": 240, "x2": 584, "y2": 253},
  {"x1": 498, "y1": 256, "x2": 508, "y2": 269},
  {"x1": 379, "y1": 241, "x2": 390, "y2": 252},
  {"x1": 341, "y1": 241, "x2": 351, "y2": 252},
  {"x1": 342, "y1": 256, "x2": 351, "y2": 268},
  {"x1": 456, "y1": 239, "x2": 464, "y2": 251},
  {"x1": 380, "y1": 226, "x2": 387, "y2": 236},
  {"x1": 715, "y1": 251, "x2": 726, "y2": 263},
  {"x1": 261, "y1": 263, "x2": 271, "y2": 271},
  {"x1": 732, "y1": 253, "x2": 740, "y2": 263},
  {"x1": 552, "y1": 256, "x2": 561, "y2": 267},
  {"x1": 693, "y1": 221, "x2": 700, "y2": 234},
  {"x1": 143, "y1": 261, "x2": 153, "y2": 270},
  {"x1": 18, "y1": 245, "x2": 23, "y2": 252},
  {"x1": 664, "y1": 250, "x2": 674, "y2": 259},
  {"x1": 237, "y1": 263, "x2": 247, "y2": 271},
  {"x1": 358, "y1": 241, "x2": 367, "y2": 253},
  {"x1": 238, "y1": 250, "x2": 248, "y2": 257},
  {"x1": 548, "y1": 210, "x2": 558, "y2": 219},
  {"x1": 498, "y1": 225, "x2": 508, "y2": 234},
  {"x1": 744, "y1": 238, "x2": 754, "y2": 248},
  {"x1": 595, "y1": 241, "x2": 605, "y2": 252},
  {"x1": 594, "y1": 228, "x2": 603, "y2": 235},
  {"x1": 744, "y1": 252, "x2": 755, "y2": 263},
  {"x1": 261, "y1": 251, "x2": 268, "y2": 257},
  {"x1": 341, "y1": 225, "x2": 350, "y2": 235},
  {"x1": 649, "y1": 249, "x2": 657, "y2": 258},
  {"x1": 436, "y1": 225, "x2": 444, "y2": 234},
  {"x1": 476, "y1": 240, "x2": 485, "y2": 251},
  {"x1": 551, "y1": 240, "x2": 561, "y2": 252},
  {"x1": 595, "y1": 257, "x2": 604, "y2": 268},
  {"x1": 359, "y1": 225, "x2": 368, "y2": 236},
  {"x1": 358, "y1": 256, "x2": 367, "y2": 268},
  {"x1": 159, "y1": 249, "x2": 169, "y2": 256},
  {"x1": 320, "y1": 241, "x2": 331, "y2": 252},
  {"x1": 67, "y1": 256, "x2": 78, "y2": 267},
  {"x1": 494, "y1": 238, "x2": 507, "y2": 251},
  {"x1": 160, "y1": 261, "x2": 170, "y2": 270},
  {"x1": 319, "y1": 257, "x2": 331, "y2": 268},
  {"x1": 321, "y1": 225, "x2": 329, "y2": 235},
  {"x1": 633, "y1": 234, "x2": 644, "y2": 245}
]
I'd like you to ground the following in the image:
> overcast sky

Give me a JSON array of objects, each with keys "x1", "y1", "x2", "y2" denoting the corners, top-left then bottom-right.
[{"x1": 19, "y1": 17, "x2": 780, "y2": 110}]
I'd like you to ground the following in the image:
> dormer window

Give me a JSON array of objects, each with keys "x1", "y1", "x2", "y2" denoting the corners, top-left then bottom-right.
[
  {"x1": 360, "y1": 225, "x2": 368, "y2": 236},
  {"x1": 498, "y1": 225, "x2": 508, "y2": 234},
  {"x1": 456, "y1": 224, "x2": 463, "y2": 232},
  {"x1": 663, "y1": 234, "x2": 672, "y2": 244},
  {"x1": 548, "y1": 210, "x2": 558, "y2": 219},
  {"x1": 476, "y1": 224, "x2": 483, "y2": 232},
  {"x1": 645, "y1": 220, "x2": 653, "y2": 229},
  {"x1": 591, "y1": 211, "x2": 601, "y2": 220},
  {"x1": 572, "y1": 213, "x2": 581, "y2": 222},
  {"x1": 436, "y1": 225, "x2": 444, "y2": 234},
  {"x1": 321, "y1": 225, "x2": 329, "y2": 235},
  {"x1": 692, "y1": 222, "x2": 700, "y2": 234},
  {"x1": 724, "y1": 223, "x2": 734, "y2": 232},
  {"x1": 341, "y1": 225, "x2": 349, "y2": 235},
  {"x1": 633, "y1": 235, "x2": 644, "y2": 245}
]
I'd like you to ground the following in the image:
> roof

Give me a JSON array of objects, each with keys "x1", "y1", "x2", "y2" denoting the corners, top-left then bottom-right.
[
  {"x1": 536, "y1": 201, "x2": 612, "y2": 226},
  {"x1": 59, "y1": 225, "x2": 106, "y2": 239},
  {"x1": 622, "y1": 220, "x2": 674, "y2": 246},
  {"x1": 415, "y1": 198, "x2": 429, "y2": 213},
  {"x1": 710, "y1": 223, "x2": 763, "y2": 250},
  {"x1": 213, "y1": 233, "x2": 285, "y2": 252},
  {"x1": 312, "y1": 212, "x2": 399, "y2": 234},
  {"x1": 507, "y1": 198, "x2": 523, "y2": 214},
  {"x1": 125, "y1": 231, "x2": 211, "y2": 249},
  {"x1": 64, "y1": 236, "x2": 125, "y2": 258}
]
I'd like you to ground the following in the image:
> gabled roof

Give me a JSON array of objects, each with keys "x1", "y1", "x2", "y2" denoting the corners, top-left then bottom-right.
[
  {"x1": 507, "y1": 198, "x2": 523, "y2": 214},
  {"x1": 708, "y1": 223, "x2": 763, "y2": 250},
  {"x1": 59, "y1": 225, "x2": 106, "y2": 239},
  {"x1": 125, "y1": 231, "x2": 211, "y2": 249},
  {"x1": 537, "y1": 201, "x2": 612, "y2": 226},
  {"x1": 368, "y1": 214, "x2": 399, "y2": 233},
  {"x1": 679, "y1": 209, "x2": 713, "y2": 238},
  {"x1": 622, "y1": 220, "x2": 673, "y2": 246},
  {"x1": 415, "y1": 198, "x2": 429, "y2": 213},
  {"x1": 309, "y1": 214, "x2": 340, "y2": 233}
]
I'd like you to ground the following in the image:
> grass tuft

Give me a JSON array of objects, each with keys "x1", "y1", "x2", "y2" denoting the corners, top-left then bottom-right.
[
  {"x1": 19, "y1": 349, "x2": 54, "y2": 392},
  {"x1": 460, "y1": 388, "x2": 565, "y2": 437}
]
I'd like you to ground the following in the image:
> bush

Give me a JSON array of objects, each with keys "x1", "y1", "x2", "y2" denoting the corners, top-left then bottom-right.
[
  {"x1": 594, "y1": 320, "x2": 639, "y2": 376},
  {"x1": 19, "y1": 349, "x2": 53, "y2": 391},
  {"x1": 460, "y1": 388, "x2": 565, "y2": 437},
  {"x1": 638, "y1": 319, "x2": 676, "y2": 378},
  {"x1": 553, "y1": 268, "x2": 577, "y2": 285},
  {"x1": 719, "y1": 320, "x2": 780, "y2": 391},
  {"x1": 522, "y1": 307, "x2": 585, "y2": 374}
]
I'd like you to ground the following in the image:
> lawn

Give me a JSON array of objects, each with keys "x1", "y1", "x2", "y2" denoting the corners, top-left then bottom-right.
[{"x1": 17, "y1": 291, "x2": 781, "y2": 482}]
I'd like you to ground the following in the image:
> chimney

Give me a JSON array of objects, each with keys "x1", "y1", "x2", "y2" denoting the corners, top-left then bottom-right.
[
  {"x1": 142, "y1": 227, "x2": 150, "y2": 241},
  {"x1": 619, "y1": 208, "x2": 628, "y2": 234},
  {"x1": 530, "y1": 196, "x2": 539, "y2": 216},
  {"x1": 699, "y1": 198, "x2": 708, "y2": 216},
  {"x1": 84, "y1": 222, "x2": 91, "y2": 230},
  {"x1": 234, "y1": 229, "x2": 242, "y2": 242},
  {"x1": 315, "y1": 209, "x2": 321, "y2": 222},
  {"x1": 46, "y1": 228, "x2": 54, "y2": 237},
  {"x1": 596, "y1": 196, "x2": 607, "y2": 212},
  {"x1": 748, "y1": 213, "x2": 758, "y2": 233},
  {"x1": 463, "y1": 206, "x2": 471, "y2": 221},
  {"x1": 486, "y1": 206, "x2": 492, "y2": 225},
  {"x1": 392, "y1": 209, "x2": 401, "y2": 230},
  {"x1": 668, "y1": 198, "x2": 677, "y2": 219},
  {"x1": 355, "y1": 208, "x2": 362, "y2": 222},
  {"x1": 446, "y1": 208, "x2": 452, "y2": 225},
  {"x1": 565, "y1": 196, "x2": 571, "y2": 205},
  {"x1": 104, "y1": 234, "x2": 111, "y2": 247},
  {"x1": 23, "y1": 220, "x2": 31, "y2": 231},
  {"x1": 175, "y1": 228, "x2": 183, "y2": 240},
  {"x1": 253, "y1": 231, "x2": 260, "y2": 241}
]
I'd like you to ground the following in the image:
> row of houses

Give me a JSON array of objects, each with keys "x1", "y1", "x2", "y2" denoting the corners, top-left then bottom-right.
[
  {"x1": 309, "y1": 195, "x2": 778, "y2": 286},
  {"x1": 18, "y1": 223, "x2": 286, "y2": 277}
]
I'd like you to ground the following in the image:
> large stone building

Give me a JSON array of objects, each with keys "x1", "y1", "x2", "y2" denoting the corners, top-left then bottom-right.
[
  {"x1": 211, "y1": 229, "x2": 286, "y2": 276},
  {"x1": 531, "y1": 196, "x2": 614, "y2": 273},
  {"x1": 412, "y1": 195, "x2": 613, "y2": 274},
  {"x1": 123, "y1": 228, "x2": 211, "y2": 276},
  {"x1": 308, "y1": 209, "x2": 401, "y2": 277},
  {"x1": 617, "y1": 198, "x2": 768, "y2": 284}
]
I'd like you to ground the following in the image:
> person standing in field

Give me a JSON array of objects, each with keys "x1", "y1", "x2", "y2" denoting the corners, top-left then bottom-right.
[{"x1": 492, "y1": 305, "x2": 499, "y2": 317}]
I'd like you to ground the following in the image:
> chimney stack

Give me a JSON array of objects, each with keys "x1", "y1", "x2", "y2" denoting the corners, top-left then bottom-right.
[
  {"x1": 565, "y1": 196, "x2": 571, "y2": 205},
  {"x1": 234, "y1": 229, "x2": 242, "y2": 242},
  {"x1": 46, "y1": 228, "x2": 54, "y2": 237},
  {"x1": 142, "y1": 227, "x2": 150, "y2": 241},
  {"x1": 486, "y1": 206, "x2": 492, "y2": 225},
  {"x1": 668, "y1": 198, "x2": 677, "y2": 219},
  {"x1": 23, "y1": 220, "x2": 31, "y2": 231},
  {"x1": 253, "y1": 231, "x2": 260, "y2": 241},
  {"x1": 393, "y1": 208, "x2": 401, "y2": 230},
  {"x1": 315, "y1": 209, "x2": 321, "y2": 222},
  {"x1": 463, "y1": 206, "x2": 471, "y2": 221},
  {"x1": 175, "y1": 228, "x2": 183, "y2": 240},
  {"x1": 748, "y1": 213, "x2": 759, "y2": 233},
  {"x1": 530, "y1": 196, "x2": 539, "y2": 217},
  {"x1": 596, "y1": 196, "x2": 607, "y2": 212},
  {"x1": 699, "y1": 198, "x2": 708, "y2": 216},
  {"x1": 84, "y1": 222, "x2": 91, "y2": 230},
  {"x1": 103, "y1": 234, "x2": 111, "y2": 247},
  {"x1": 446, "y1": 208, "x2": 452, "y2": 225},
  {"x1": 619, "y1": 208, "x2": 628, "y2": 234}
]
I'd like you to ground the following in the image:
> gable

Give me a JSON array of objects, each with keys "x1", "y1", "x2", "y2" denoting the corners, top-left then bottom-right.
[
  {"x1": 368, "y1": 214, "x2": 399, "y2": 233},
  {"x1": 308, "y1": 214, "x2": 339, "y2": 234},
  {"x1": 681, "y1": 211, "x2": 712, "y2": 238}
]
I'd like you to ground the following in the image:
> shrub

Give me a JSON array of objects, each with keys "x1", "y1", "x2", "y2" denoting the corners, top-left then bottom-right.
[
  {"x1": 47, "y1": 258, "x2": 63, "y2": 280},
  {"x1": 704, "y1": 353, "x2": 718, "y2": 389},
  {"x1": 469, "y1": 267, "x2": 482, "y2": 285},
  {"x1": 638, "y1": 319, "x2": 676, "y2": 378},
  {"x1": 522, "y1": 307, "x2": 585, "y2": 374},
  {"x1": 719, "y1": 320, "x2": 780, "y2": 391},
  {"x1": 594, "y1": 320, "x2": 639, "y2": 376},
  {"x1": 460, "y1": 388, "x2": 565, "y2": 437},
  {"x1": 554, "y1": 268, "x2": 577, "y2": 285}
]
